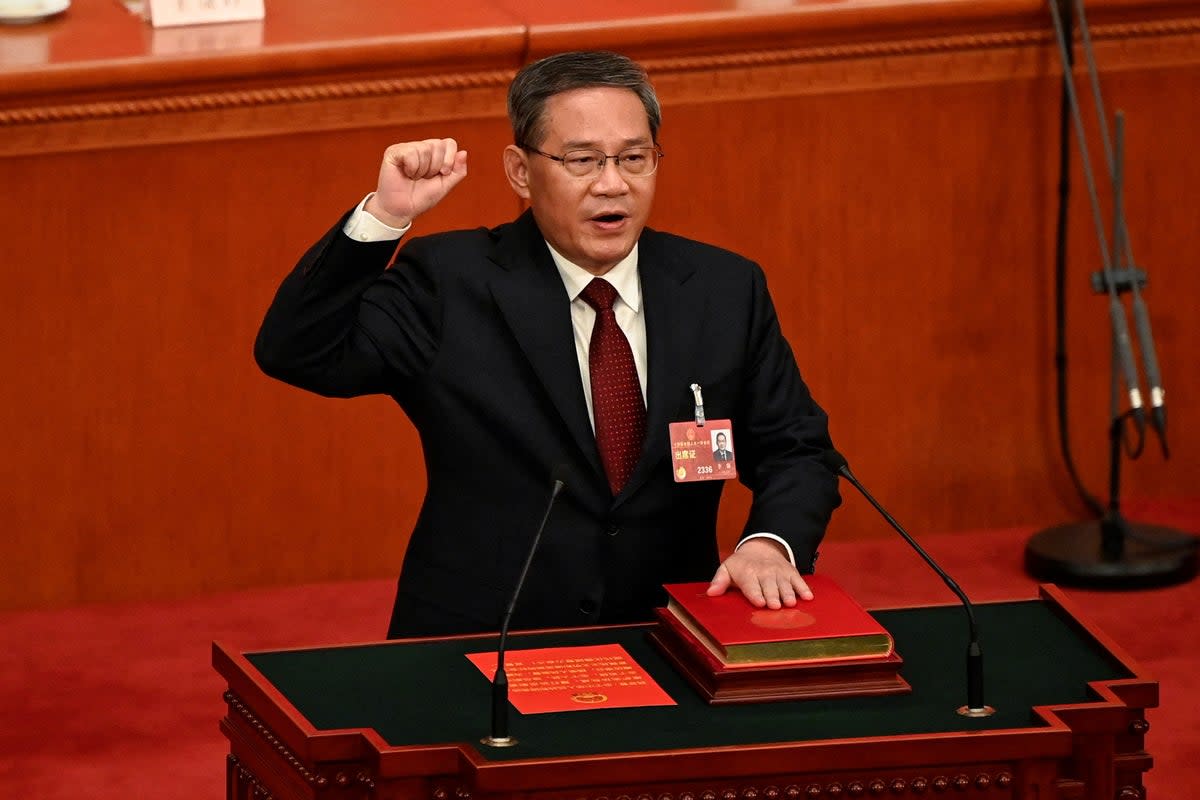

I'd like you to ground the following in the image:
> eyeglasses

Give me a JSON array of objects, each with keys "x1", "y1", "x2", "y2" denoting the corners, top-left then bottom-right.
[{"x1": 522, "y1": 145, "x2": 663, "y2": 178}]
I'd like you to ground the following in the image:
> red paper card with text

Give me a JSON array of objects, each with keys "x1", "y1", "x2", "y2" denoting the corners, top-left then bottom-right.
[{"x1": 466, "y1": 644, "x2": 676, "y2": 714}]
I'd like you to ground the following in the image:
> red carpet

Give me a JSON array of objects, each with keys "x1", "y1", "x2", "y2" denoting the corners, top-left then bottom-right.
[{"x1": 2, "y1": 504, "x2": 1196, "y2": 799}]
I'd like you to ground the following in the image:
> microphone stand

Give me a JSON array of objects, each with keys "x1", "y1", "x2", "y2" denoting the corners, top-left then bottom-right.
[
  {"x1": 480, "y1": 477, "x2": 565, "y2": 748},
  {"x1": 826, "y1": 451, "x2": 993, "y2": 717},
  {"x1": 1024, "y1": 0, "x2": 1198, "y2": 587},
  {"x1": 1028, "y1": 299, "x2": 1198, "y2": 585}
]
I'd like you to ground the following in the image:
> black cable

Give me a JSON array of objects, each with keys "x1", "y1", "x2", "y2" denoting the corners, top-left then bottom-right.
[
  {"x1": 1075, "y1": 0, "x2": 1167, "y2": 455},
  {"x1": 1052, "y1": 0, "x2": 1104, "y2": 519}
]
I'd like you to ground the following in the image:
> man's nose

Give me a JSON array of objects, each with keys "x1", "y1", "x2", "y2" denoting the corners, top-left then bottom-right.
[{"x1": 591, "y1": 158, "x2": 630, "y2": 194}]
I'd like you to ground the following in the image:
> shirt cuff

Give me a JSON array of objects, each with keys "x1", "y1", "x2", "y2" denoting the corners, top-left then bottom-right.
[
  {"x1": 736, "y1": 532, "x2": 797, "y2": 567},
  {"x1": 342, "y1": 193, "x2": 411, "y2": 242}
]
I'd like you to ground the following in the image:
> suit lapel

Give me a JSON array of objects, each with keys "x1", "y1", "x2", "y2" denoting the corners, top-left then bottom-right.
[
  {"x1": 614, "y1": 230, "x2": 703, "y2": 508},
  {"x1": 488, "y1": 212, "x2": 605, "y2": 480},
  {"x1": 489, "y1": 218, "x2": 705, "y2": 505}
]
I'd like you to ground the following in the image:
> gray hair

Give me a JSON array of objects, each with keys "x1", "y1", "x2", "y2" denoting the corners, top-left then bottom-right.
[{"x1": 508, "y1": 51, "x2": 662, "y2": 149}]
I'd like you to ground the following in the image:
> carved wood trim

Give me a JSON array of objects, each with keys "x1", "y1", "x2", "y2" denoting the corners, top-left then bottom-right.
[
  {"x1": 228, "y1": 753, "x2": 277, "y2": 800},
  {"x1": 1053, "y1": 778, "x2": 1087, "y2": 800},
  {"x1": 0, "y1": 69, "x2": 513, "y2": 157},
  {"x1": 637, "y1": 13, "x2": 1200, "y2": 71},
  {"x1": 225, "y1": 690, "x2": 324, "y2": 787},
  {"x1": 224, "y1": 689, "x2": 378, "y2": 793},
  {"x1": 0, "y1": 70, "x2": 512, "y2": 126},
  {"x1": 647, "y1": 21, "x2": 1200, "y2": 106},
  {"x1": 3, "y1": 14, "x2": 1199, "y2": 157},
  {"x1": 494, "y1": 773, "x2": 1017, "y2": 800}
]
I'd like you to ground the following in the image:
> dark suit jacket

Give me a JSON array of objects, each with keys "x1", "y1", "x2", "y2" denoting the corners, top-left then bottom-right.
[{"x1": 255, "y1": 209, "x2": 840, "y2": 638}]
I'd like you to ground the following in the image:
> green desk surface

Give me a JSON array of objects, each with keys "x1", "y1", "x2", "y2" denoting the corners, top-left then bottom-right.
[{"x1": 245, "y1": 600, "x2": 1129, "y2": 762}]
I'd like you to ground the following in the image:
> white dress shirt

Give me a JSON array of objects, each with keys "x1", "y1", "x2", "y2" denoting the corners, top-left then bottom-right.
[{"x1": 545, "y1": 241, "x2": 647, "y2": 428}]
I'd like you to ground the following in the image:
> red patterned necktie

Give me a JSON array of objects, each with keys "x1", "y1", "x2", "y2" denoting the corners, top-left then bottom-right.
[{"x1": 580, "y1": 278, "x2": 646, "y2": 495}]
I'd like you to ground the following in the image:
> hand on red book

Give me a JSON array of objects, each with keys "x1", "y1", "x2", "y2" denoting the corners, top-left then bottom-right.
[{"x1": 707, "y1": 538, "x2": 814, "y2": 609}]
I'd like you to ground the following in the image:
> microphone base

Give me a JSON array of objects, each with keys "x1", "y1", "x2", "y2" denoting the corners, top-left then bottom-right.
[
  {"x1": 1025, "y1": 520, "x2": 1198, "y2": 589},
  {"x1": 957, "y1": 705, "x2": 996, "y2": 718},
  {"x1": 480, "y1": 735, "x2": 518, "y2": 748}
]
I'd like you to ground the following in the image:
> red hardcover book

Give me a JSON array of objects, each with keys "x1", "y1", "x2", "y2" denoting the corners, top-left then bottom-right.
[{"x1": 662, "y1": 575, "x2": 893, "y2": 666}]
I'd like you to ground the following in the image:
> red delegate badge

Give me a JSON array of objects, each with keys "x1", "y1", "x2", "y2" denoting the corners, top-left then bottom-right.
[{"x1": 669, "y1": 419, "x2": 737, "y2": 482}]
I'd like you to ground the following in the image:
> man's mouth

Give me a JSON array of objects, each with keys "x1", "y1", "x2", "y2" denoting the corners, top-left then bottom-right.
[{"x1": 590, "y1": 212, "x2": 628, "y2": 226}]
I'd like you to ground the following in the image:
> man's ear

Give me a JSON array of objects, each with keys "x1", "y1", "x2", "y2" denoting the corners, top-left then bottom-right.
[{"x1": 503, "y1": 145, "x2": 531, "y2": 199}]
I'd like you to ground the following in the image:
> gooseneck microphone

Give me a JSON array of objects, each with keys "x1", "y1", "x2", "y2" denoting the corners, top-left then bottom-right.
[
  {"x1": 1130, "y1": 288, "x2": 1168, "y2": 457},
  {"x1": 822, "y1": 449, "x2": 994, "y2": 717},
  {"x1": 481, "y1": 470, "x2": 567, "y2": 747}
]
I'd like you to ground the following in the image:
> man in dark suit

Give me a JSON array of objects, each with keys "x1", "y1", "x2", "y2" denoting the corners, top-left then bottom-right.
[
  {"x1": 255, "y1": 51, "x2": 840, "y2": 638},
  {"x1": 713, "y1": 432, "x2": 734, "y2": 462}
]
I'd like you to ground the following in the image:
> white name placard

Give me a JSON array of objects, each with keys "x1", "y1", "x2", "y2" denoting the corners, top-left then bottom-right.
[
  {"x1": 151, "y1": 19, "x2": 263, "y2": 55},
  {"x1": 146, "y1": 0, "x2": 264, "y2": 28}
]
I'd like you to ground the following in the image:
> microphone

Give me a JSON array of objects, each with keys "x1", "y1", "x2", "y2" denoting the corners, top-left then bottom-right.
[
  {"x1": 822, "y1": 449, "x2": 994, "y2": 717},
  {"x1": 1045, "y1": 0, "x2": 1145, "y2": 437},
  {"x1": 481, "y1": 467, "x2": 567, "y2": 747},
  {"x1": 1108, "y1": 297, "x2": 1146, "y2": 434},
  {"x1": 1108, "y1": 115, "x2": 1152, "y2": 442},
  {"x1": 1130, "y1": 291, "x2": 1168, "y2": 457}
]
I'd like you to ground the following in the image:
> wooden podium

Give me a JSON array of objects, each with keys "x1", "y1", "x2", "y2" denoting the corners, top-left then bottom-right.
[{"x1": 213, "y1": 586, "x2": 1156, "y2": 800}]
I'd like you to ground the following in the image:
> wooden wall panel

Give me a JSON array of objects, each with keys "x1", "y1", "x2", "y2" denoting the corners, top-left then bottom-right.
[
  {"x1": 1, "y1": 124, "x2": 520, "y2": 609},
  {"x1": 653, "y1": 78, "x2": 1069, "y2": 546},
  {"x1": 1059, "y1": 63, "x2": 1200, "y2": 507},
  {"x1": 3, "y1": 0, "x2": 1198, "y2": 610},
  {"x1": 644, "y1": 40, "x2": 1200, "y2": 553}
]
